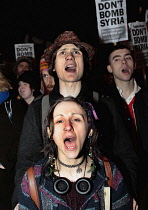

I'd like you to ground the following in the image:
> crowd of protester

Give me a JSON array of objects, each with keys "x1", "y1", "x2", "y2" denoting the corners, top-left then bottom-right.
[{"x1": 0, "y1": 30, "x2": 148, "y2": 210}]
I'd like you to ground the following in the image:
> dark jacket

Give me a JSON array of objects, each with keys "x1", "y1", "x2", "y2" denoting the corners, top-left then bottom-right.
[
  {"x1": 102, "y1": 82, "x2": 148, "y2": 199},
  {"x1": 14, "y1": 82, "x2": 138, "y2": 206},
  {"x1": 18, "y1": 158, "x2": 132, "y2": 210},
  {"x1": 0, "y1": 97, "x2": 27, "y2": 209}
]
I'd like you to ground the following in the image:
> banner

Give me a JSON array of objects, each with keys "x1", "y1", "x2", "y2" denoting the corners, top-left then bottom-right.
[
  {"x1": 95, "y1": 0, "x2": 128, "y2": 43},
  {"x1": 14, "y1": 43, "x2": 35, "y2": 60},
  {"x1": 128, "y1": 21, "x2": 148, "y2": 68}
]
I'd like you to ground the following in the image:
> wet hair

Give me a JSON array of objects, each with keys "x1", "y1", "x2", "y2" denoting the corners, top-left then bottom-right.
[
  {"x1": 107, "y1": 44, "x2": 135, "y2": 65},
  {"x1": 48, "y1": 44, "x2": 91, "y2": 82},
  {"x1": 43, "y1": 96, "x2": 101, "y2": 159}
]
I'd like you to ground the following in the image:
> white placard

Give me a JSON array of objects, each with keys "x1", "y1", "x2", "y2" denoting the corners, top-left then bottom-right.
[
  {"x1": 95, "y1": 0, "x2": 128, "y2": 43},
  {"x1": 128, "y1": 21, "x2": 148, "y2": 68},
  {"x1": 14, "y1": 43, "x2": 35, "y2": 60}
]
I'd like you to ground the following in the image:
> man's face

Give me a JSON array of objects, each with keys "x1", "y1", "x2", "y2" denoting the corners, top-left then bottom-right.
[
  {"x1": 17, "y1": 62, "x2": 30, "y2": 78},
  {"x1": 53, "y1": 44, "x2": 84, "y2": 83},
  {"x1": 41, "y1": 70, "x2": 55, "y2": 94},
  {"x1": 107, "y1": 48, "x2": 135, "y2": 83}
]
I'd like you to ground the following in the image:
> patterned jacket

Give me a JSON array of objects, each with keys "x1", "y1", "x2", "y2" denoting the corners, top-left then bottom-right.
[{"x1": 18, "y1": 158, "x2": 132, "y2": 210}]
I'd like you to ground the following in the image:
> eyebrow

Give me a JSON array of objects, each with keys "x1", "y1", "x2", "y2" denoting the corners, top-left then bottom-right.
[
  {"x1": 112, "y1": 53, "x2": 132, "y2": 60},
  {"x1": 57, "y1": 47, "x2": 80, "y2": 52},
  {"x1": 54, "y1": 113, "x2": 84, "y2": 118}
]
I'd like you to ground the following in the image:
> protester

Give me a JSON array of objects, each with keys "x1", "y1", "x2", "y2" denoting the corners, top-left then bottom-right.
[
  {"x1": 17, "y1": 96, "x2": 132, "y2": 209},
  {"x1": 40, "y1": 56, "x2": 55, "y2": 95},
  {"x1": 0, "y1": 72, "x2": 27, "y2": 209},
  {"x1": 17, "y1": 71, "x2": 41, "y2": 105},
  {"x1": 103, "y1": 44, "x2": 148, "y2": 209},
  {"x1": 12, "y1": 56, "x2": 32, "y2": 79},
  {"x1": 9, "y1": 56, "x2": 33, "y2": 97},
  {"x1": 14, "y1": 31, "x2": 137, "y2": 208}
]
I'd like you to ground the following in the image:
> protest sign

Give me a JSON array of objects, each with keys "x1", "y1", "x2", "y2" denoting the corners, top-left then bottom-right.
[
  {"x1": 128, "y1": 21, "x2": 148, "y2": 68},
  {"x1": 14, "y1": 43, "x2": 35, "y2": 60},
  {"x1": 95, "y1": 0, "x2": 128, "y2": 43}
]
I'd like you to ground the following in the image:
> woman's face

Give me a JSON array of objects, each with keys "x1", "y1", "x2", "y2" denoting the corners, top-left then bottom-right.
[
  {"x1": 18, "y1": 81, "x2": 33, "y2": 101},
  {"x1": 49, "y1": 101, "x2": 89, "y2": 160}
]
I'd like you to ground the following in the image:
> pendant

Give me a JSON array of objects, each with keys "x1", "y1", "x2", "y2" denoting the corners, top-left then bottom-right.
[{"x1": 76, "y1": 166, "x2": 82, "y2": 173}]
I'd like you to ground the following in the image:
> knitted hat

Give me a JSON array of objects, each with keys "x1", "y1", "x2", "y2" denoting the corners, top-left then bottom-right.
[
  {"x1": 40, "y1": 57, "x2": 49, "y2": 72},
  {"x1": 43, "y1": 31, "x2": 95, "y2": 64},
  {"x1": 17, "y1": 71, "x2": 40, "y2": 91}
]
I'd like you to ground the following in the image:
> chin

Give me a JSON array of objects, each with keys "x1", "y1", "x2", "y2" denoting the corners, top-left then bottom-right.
[{"x1": 66, "y1": 152, "x2": 80, "y2": 160}]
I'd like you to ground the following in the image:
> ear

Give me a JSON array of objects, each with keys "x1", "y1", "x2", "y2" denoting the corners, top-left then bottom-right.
[
  {"x1": 53, "y1": 68, "x2": 56, "y2": 72},
  {"x1": 47, "y1": 127, "x2": 51, "y2": 138},
  {"x1": 88, "y1": 129, "x2": 93, "y2": 137},
  {"x1": 107, "y1": 65, "x2": 112, "y2": 73}
]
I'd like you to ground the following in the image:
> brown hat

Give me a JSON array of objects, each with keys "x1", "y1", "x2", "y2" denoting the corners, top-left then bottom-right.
[{"x1": 43, "y1": 31, "x2": 95, "y2": 64}]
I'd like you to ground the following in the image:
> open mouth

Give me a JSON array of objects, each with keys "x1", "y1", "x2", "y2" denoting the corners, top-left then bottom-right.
[
  {"x1": 64, "y1": 137, "x2": 76, "y2": 149},
  {"x1": 65, "y1": 65, "x2": 76, "y2": 73},
  {"x1": 20, "y1": 90, "x2": 25, "y2": 94},
  {"x1": 121, "y1": 68, "x2": 129, "y2": 73}
]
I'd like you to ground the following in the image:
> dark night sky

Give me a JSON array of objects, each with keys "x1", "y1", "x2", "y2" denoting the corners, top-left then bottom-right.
[
  {"x1": 0, "y1": 0, "x2": 147, "y2": 63},
  {"x1": 0, "y1": 0, "x2": 147, "y2": 90}
]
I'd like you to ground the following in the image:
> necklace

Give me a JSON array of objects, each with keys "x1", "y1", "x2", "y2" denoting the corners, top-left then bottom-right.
[{"x1": 58, "y1": 157, "x2": 85, "y2": 173}]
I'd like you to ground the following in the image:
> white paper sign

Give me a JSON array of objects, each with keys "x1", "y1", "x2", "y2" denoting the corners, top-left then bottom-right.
[
  {"x1": 95, "y1": 0, "x2": 128, "y2": 43},
  {"x1": 14, "y1": 43, "x2": 35, "y2": 60},
  {"x1": 128, "y1": 21, "x2": 148, "y2": 68}
]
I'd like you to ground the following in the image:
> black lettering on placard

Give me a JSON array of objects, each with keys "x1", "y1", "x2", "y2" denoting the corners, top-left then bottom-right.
[
  {"x1": 99, "y1": 9, "x2": 124, "y2": 18},
  {"x1": 132, "y1": 28, "x2": 146, "y2": 36},
  {"x1": 100, "y1": 17, "x2": 124, "y2": 27},
  {"x1": 98, "y1": 1, "x2": 123, "y2": 10},
  {"x1": 135, "y1": 43, "x2": 148, "y2": 51},
  {"x1": 17, "y1": 52, "x2": 33, "y2": 57},
  {"x1": 17, "y1": 48, "x2": 29, "y2": 52},
  {"x1": 134, "y1": 36, "x2": 147, "y2": 44}
]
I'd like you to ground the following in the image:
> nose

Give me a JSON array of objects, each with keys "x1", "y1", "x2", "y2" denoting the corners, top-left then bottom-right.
[
  {"x1": 65, "y1": 52, "x2": 74, "y2": 60},
  {"x1": 63, "y1": 120, "x2": 73, "y2": 131},
  {"x1": 122, "y1": 58, "x2": 127, "y2": 64}
]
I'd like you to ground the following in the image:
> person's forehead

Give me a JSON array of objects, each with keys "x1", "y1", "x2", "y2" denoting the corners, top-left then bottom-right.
[
  {"x1": 58, "y1": 43, "x2": 79, "y2": 50},
  {"x1": 18, "y1": 61, "x2": 29, "y2": 66},
  {"x1": 19, "y1": 81, "x2": 28, "y2": 84},
  {"x1": 110, "y1": 48, "x2": 131, "y2": 58},
  {"x1": 41, "y1": 70, "x2": 49, "y2": 75},
  {"x1": 53, "y1": 101, "x2": 85, "y2": 115}
]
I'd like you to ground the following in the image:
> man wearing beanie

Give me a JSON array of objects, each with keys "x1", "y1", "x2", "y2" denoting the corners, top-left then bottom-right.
[
  {"x1": 40, "y1": 57, "x2": 55, "y2": 95},
  {"x1": 17, "y1": 71, "x2": 41, "y2": 104}
]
